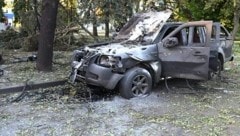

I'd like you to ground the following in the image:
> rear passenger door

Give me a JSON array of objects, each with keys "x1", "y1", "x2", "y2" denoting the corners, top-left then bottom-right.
[{"x1": 158, "y1": 21, "x2": 212, "y2": 80}]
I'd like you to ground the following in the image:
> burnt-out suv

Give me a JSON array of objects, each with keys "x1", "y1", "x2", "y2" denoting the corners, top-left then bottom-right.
[{"x1": 69, "y1": 10, "x2": 234, "y2": 99}]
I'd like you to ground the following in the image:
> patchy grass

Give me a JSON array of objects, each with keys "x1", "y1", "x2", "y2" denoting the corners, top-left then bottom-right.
[{"x1": 0, "y1": 50, "x2": 71, "y2": 87}]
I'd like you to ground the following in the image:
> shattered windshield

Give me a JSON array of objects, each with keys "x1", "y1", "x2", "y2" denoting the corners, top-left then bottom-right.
[{"x1": 115, "y1": 10, "x2": 172, "y2": 43}]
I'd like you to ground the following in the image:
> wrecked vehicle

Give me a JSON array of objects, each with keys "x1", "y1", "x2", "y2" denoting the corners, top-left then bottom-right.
[{"x1": 70, "y1": 10, "x2": 234, "y2": 99}]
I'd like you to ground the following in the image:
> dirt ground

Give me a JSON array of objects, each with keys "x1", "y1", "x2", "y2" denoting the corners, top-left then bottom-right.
[{"x1": 0, "y1": 46, "x2": 240, "y2": 136}]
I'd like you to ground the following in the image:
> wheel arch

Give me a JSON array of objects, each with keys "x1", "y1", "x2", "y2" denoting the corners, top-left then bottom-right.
[
  {"x1": 136, "y1": 61, "x2": 162, "y2": 86},
  {"x1": 218, "y1": 52, "x2": 224, "y2": 70}
]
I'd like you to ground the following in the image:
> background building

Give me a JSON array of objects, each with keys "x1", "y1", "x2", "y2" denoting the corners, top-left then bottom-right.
[{"x1": 2, "y1": 0, "x2": 14, "y2": 26}]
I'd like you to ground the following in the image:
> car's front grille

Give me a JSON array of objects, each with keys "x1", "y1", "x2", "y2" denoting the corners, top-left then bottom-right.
[{"x1": 77, "y1": 53, "x2": 95, "y2": 71}]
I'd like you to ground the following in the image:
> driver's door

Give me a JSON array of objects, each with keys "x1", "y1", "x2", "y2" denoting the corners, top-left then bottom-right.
[{"x1": 158, "y1": 21, "x2": 212, "y2": 80}]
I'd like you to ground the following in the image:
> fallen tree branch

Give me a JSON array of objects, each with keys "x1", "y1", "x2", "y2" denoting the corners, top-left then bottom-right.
[{"x1": 59, "y1": 3, "x2": 99, "y2": 42}]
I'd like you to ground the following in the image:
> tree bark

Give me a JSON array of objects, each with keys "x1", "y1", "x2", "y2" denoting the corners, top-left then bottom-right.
[
  {"x1": 134, "y1": 0, "x2": 140, "y2": 13},
  {"x1": 37, "y1": 0, "x2": 59, "y2": 71},
  {"x1": 232, "y1": 0, "x2": 240, "y2": 40},
  {"x1": 33, "y1": 0, "x2": 40, "y2": 32},
  {"x1": 105, "y1": 19, "x2": 109, "y2": 37},
  {"x1": 104, "y1": 1, "x2": 110, "y2": 38},
  {"x1": 0, "y1": 1, "x2": 6, "y2": 19},
  {"x1": 92, "y1": 12, "x2": 98, "y2": 37}
]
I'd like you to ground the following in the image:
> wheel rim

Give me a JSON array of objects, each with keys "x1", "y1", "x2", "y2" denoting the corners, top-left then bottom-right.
[{"x1": 131, "y1": 75, "x2": 149, "y2": 96}]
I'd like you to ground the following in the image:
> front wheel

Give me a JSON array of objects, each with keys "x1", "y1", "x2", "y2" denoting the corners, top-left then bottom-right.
[
  {"x1": 208, "y1": 59, "x2": 222, "y2": 80},
  {"x1": 119, "y1": 67, "x2": 152, "y2": 99}
]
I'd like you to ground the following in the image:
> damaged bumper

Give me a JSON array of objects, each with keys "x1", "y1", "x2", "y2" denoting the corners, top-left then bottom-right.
[{"x1": 70, "y1": 60, "x2": 124, "y2": 90}]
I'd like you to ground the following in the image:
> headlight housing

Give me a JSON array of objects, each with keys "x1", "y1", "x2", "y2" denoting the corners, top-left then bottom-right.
[
  {"x1": 98, "y1": 55, "x2": 122, "y2": 68},
  {"x1": 71, "y1": 50, "x2": 84, "y2": 62}
]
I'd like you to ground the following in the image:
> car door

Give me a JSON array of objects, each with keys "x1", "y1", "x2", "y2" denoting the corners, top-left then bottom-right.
[
  {"x1": 158, "y1": 21, "x2": 212, "y2": 80},
  {"x1": 219, "y1": 25, "x2": 233, "y2": 61}
]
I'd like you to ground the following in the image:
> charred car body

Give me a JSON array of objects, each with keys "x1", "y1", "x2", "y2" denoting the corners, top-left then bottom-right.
[{"x1": 70, "y1": 10, "x2": 234, "y2": 99}]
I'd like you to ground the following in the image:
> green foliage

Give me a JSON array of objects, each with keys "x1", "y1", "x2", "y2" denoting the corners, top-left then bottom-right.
[
  {"x1": 235, "y1": 30, "x2": 240, "y2": 41},
  {"x1": 12, "y1": 0, "x2": 34, "y2": 35},
  {"x1": 179, "y1": 0, "x2": 207, "y2": 20},
  {"x1": 0, "y1": 29, "x2": 25, "y2": 49},
  {"x1": 58, "y1": 0, "x2": 78, "y2": 25},
  {"x1": 77, "y1": 0, "x2": 136, "y2": 30},
  {"x1": 10, "y1": 0, "x2": 238, "y2": 41},
  {"x1": 13, "y1": 0, "x2": 29, "y2": 23},
  {"x1": 0, "y1": 1, "x2": 6, "y2": 20},
  {"x1": 99, "y1": 0, "x2": 133, "y2": 28},
  {"x1": 173, "y1": 0, "x2": 234, "y2": 29}
]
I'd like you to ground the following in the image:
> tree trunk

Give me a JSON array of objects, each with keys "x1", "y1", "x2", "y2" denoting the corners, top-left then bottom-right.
[
  {"x1": 33, "y1": 0, "x2": 40, "y2": 32},
  {"x1": 134, "y1": 0, "x2": 140, "y2": 13},
  {"x1": 92, "y1": 12, "x2": 98, "y2": 37},
  {"x1": 105, "y1": 15, "x2": 109, "y2": 38},
  {"x1": 105, "y1": 1, "x2": 110, "y2": 38},
  {"x1": 0, "y1": 1, "x2": 5, "y2": 19},
  {"x1": 232, "y1": 0, "x2": 240, "y2": 40},
  {"x1": 37, "y1": 0, "x2": 59, "y2": 71},
  {"x1": 232, "y1": 12, "x2": 240, "y2": 40},
  {"x1": 142, "y1": 0, "x2": 147, "y2": 11}
]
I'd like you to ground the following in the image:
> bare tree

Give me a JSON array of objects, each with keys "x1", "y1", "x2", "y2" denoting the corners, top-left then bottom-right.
[{"x1": 37, "y1": 0, "x2": 59, "y2": 71}]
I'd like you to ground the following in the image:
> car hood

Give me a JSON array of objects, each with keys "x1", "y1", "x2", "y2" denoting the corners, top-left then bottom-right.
[
  {"x1": 82, "y1": 42, "x2": 157, "y2": 61},
  {"x1": 115, "y1": 10, "x2": 172, "y2": 43},
  {"x1": 84, "y1": 43, "x2": 139, "y2": 55}
]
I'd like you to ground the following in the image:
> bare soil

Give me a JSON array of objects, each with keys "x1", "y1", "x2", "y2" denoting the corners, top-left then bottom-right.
[{"x1": 0, "y1": 47, "x2": 240, "y2": 136}]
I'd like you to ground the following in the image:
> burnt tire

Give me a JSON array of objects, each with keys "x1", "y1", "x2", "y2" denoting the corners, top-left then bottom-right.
[
  {"x1": 208, "y1": 59, "x2": 222, "y2": 80},
  {"x1": 119, "y1": 67, "x2": 152, "y2": 99}
]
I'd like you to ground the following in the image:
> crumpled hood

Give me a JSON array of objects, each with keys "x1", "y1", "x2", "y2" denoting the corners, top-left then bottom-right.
[
  {"x1": 82, "y1": 42, "x2": 157, "y2": 62},
  {"x1": 84, "y1": 43, "x2": 139, "y2": 56},
  {"x1": 115, "y1": 10, "x2": 172, "y2": 42}
]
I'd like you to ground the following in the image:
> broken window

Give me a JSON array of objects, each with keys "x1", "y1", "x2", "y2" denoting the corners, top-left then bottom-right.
[
  {"x1": 220, "y1": 26, "x2": 229, "y2": 38},
  {"x1": 192, "y1": 26, "x2": 205, "y2": 44},
  {"x1": 211, "y1": 25, "x2": 217, "y2": 39},
  {"x1": 162, "y1": 26, "x2": 188, "y2": 46}
]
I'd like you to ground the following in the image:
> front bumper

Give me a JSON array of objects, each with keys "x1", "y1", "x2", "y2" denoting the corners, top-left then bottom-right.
[{"x1": 70, "y1": 63, "x2": 124, "y2": 90}]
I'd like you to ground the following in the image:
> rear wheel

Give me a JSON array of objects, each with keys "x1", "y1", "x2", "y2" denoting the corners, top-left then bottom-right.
[{"x1": 119, "y1": 67, "x2": 152, "y2": 99}]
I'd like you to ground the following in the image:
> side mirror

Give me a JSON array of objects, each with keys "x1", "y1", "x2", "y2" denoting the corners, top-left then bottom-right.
[{"x1": 163, "y1": 37, "x2": 179, "y2": 48}]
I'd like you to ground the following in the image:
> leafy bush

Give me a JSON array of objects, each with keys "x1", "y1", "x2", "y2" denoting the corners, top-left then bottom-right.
[
  {"x1": 0, "y1": 29, "x2": 23, "y2": 49},
  {"x1": 235, "y1": 31, "x2": 240, "y2": 41}
]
